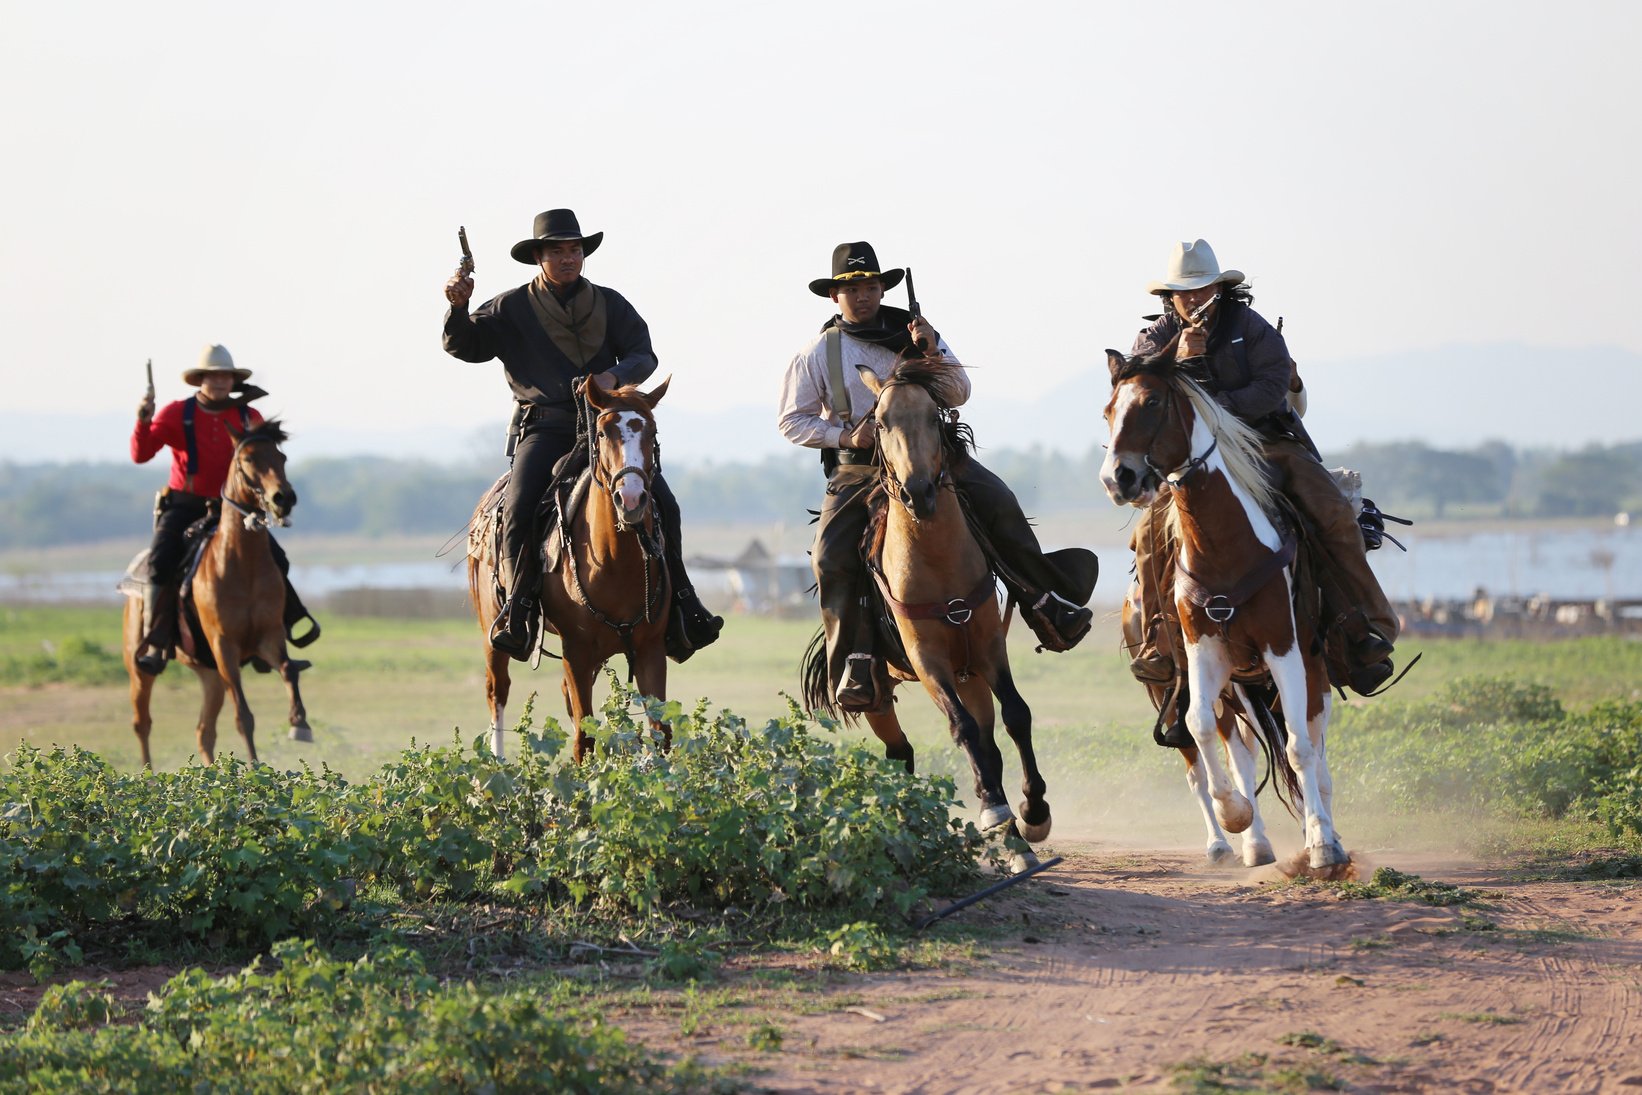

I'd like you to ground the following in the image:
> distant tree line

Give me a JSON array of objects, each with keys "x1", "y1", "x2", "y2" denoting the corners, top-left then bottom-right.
[{"x1": 3, "y1": 439, "x2": 1639, "y2": 550}]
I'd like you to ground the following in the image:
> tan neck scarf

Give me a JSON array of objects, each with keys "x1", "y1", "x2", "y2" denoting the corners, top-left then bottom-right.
[{"x1": 527, "y1": 275, "x2": 608, "y2": 366}]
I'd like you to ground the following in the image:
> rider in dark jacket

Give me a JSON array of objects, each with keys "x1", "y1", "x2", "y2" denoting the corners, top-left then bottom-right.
[{"x1": 1126, "y1": 240, "x2": 1398, "y2": 699}]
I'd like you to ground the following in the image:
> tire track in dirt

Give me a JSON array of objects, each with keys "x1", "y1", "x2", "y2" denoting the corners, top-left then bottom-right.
[{"x1": 614, "y1": 848, "x2": 1642, "y2": 1093}]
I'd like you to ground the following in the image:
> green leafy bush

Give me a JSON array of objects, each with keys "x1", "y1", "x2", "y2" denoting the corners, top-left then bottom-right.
[
  {"x1": 1, "y1": 685, "x2": 990, "y2": 974},
  {"x1": 3, "y1": 939, "x2": 719, "y2": 1093},
  {"x1": 1334, "y1": 679, "x2": 1642, "y2": 839}
]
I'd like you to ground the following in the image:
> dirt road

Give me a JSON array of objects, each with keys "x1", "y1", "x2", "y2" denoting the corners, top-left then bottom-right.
[{"x1": 629, "y1": 846, "x2": 1642, "y2": 1093}]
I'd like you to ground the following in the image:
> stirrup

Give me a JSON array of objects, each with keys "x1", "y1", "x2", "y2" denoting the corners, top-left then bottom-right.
[
  {"x1": 489, "y1": 597, "x2": 538, "y2": 662},
  {"x1": 287, "y1": 614, "x2": 321, "y2": 648},
  {"x1": 835, "y1": 653, "x2": 880, "y2": 712},
  {"x1": 135, "y1": 647, "x2": 169, "y2": 677},
  {"x1": 1129, "y1": 652, "x2": 1175, "y2": 685},
  {"x1": 1027, "y1": 592, "x2": 1092, "y2": 652}
]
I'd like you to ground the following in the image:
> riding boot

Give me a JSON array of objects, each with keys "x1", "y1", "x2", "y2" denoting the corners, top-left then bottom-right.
[
  {"x1": 135, "y1": 582, "x2": 177, "y2": 677},
  {"x1": 657, "y1": 491, "x2": 722, "y2": 663},
  {"x1": 956, "y1": 461, "x2": 1096, "y2": 651},
  {"x1": 490, "y1": 552, "x2": 541, "y2": 663},
  {"x1": 1154, "y1": 677, "x2": 1194, "y2": 749},
  {"x1": 814, "y1": 468, "x2": 879, "y2": 710},
  {"x1": 282, "y1": 578, "x2": 321, "y2": 648},
  {"x1": 1127, "y1": 494, "x2": 1180, "y2": 682}
]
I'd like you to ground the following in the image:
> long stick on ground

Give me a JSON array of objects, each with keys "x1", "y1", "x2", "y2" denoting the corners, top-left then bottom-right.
[{"x1": 915, "y1": 856, "x2": 1064, "y2": 930}]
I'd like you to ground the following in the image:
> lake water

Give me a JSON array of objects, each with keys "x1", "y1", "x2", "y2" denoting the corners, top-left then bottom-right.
[{"x1": 3, "y1": 524, "x2": 1638, "y2": 606}]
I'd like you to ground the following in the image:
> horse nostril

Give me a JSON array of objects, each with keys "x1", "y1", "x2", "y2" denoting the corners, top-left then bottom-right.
[{"x1": 1115, "y1": 466, "x2": 1135, "y2": 491}]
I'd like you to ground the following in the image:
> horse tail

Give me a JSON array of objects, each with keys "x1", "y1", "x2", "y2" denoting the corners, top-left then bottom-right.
[
  {"x1": 800, "y1": 626, "x2": 840, "y2": 721},
  {"x1": 1242, "y1": 683, "x2": 1304, "y2": 819}
]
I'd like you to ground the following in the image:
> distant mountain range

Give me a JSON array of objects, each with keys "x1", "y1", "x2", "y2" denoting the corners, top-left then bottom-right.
[{"x1": 7, "y1": 343, "x2": 1635, "y2": 467}]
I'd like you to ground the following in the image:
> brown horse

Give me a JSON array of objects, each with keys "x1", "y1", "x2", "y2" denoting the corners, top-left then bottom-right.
[
  {"x1": 1101, "y1": 350, "x2": 1343, "y2": 870},
  {"x1": 803, "y1": 361, "x2": 1050, "y2": 865},
  {"x1": 468, "y1": 378, "x2": 671, "y2": 762},
  {"x1": 121, "y1": 420, "x2": 312, "y2": 768}
]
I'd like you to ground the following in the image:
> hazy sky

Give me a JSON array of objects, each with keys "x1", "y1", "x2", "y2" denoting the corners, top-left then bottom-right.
[{"x1": 3, "y1": 1, "x2": 1638, "y2": 463}]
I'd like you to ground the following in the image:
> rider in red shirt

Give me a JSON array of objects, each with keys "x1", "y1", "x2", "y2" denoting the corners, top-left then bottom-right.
[{"x1": 130, "y1": 345, "x2": 319, "y2": 676}]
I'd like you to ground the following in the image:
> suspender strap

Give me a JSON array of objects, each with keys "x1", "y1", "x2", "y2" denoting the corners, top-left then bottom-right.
[
  {"x1": 182, "y1": 397, "x2": 199, "y2": 478},
  {"x1": 182, "y1": 398, "x2": 252, "y2": 485},
  {"x1": 824, "y1": 327, "x2": 852, "y2": 427}
]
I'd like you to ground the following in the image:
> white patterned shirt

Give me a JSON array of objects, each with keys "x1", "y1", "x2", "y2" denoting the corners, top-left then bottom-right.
[{"x1": 776, "y1": 327, "x2": 964, "y2": 449}]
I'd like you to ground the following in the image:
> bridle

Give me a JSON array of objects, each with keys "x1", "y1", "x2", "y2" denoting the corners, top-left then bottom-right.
[
  {"x1": 1124, "y1": 374, "x2": 1219, "y2": 489},
  {"x1": 222, "y1": 433, "x2": 288, "y2": 531},
  {"x1": 875, "y1": 387, "x2": 958, "y2": 519}
]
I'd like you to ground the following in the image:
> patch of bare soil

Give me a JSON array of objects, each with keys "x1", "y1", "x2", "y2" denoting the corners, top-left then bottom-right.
[{"x1": 621, "y1": 845, "x2": 1642, "y2": 1093}]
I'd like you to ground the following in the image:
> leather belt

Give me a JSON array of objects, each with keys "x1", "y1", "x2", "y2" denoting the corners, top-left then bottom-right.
[{"x1": 828, "y1": 448, "x2": 875, "y2": 466}]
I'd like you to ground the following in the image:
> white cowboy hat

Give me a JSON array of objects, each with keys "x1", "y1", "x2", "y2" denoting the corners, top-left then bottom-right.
[
  {"x1": 1146, "y1": 239, "x2": 1245, "y2": 295},
  {"x1": 181, "y1": 343, "x2": 253, "y2": 386}
]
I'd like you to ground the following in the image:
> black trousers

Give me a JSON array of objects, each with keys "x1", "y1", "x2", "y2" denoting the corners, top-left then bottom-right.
[{"x1": 146, "y1": 493, "x2": 289, "y2": 584}]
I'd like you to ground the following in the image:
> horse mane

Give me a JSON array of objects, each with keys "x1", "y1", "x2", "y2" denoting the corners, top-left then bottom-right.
[
  {"x1": 1117, "y1": 353, "x2": 1280, "y2": 520},
  {"x1": 884, "y1": 358, "x2": 976, "y2": 459},
  {"x1": 242, "y1": 418, "x2": 289, "y2": 446}
]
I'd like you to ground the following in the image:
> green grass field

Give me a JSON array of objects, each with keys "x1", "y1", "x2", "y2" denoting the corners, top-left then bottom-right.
[{"x1": 5, "y1": 602, "x2": 1641, "y2": 856}]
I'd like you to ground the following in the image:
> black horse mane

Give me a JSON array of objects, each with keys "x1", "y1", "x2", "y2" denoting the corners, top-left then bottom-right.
[
  {"x1": 1109, "y1": 343, "x2": 1214, "y2": 391},
  {"x1": 241, "y1": 418, "x2": 289, "y2": 446},
  {"x1": 884, "y1": 358, "x2": 976, "y2": 458}
]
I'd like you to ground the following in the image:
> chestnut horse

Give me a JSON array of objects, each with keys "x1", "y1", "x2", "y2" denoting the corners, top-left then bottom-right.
[
  {"x1": 803, "y1": 361, "x2": 1050, "y2": 865},
  {"x1": 468, "y1": 378, "x2": 671, "y2": 762},
  {"x1": 1101, "y1": 350, "x2": 1345, "y2": 870},
  {"x1": 121, "y1": 420, "x2": 312, "y2": 767}
]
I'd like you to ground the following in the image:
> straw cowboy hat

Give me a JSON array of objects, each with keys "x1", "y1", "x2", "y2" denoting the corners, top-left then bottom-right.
[
  {"x1": 510, "y1": 208, "x2": 604, "y2": 265},
  {"x1": 181, "y1": 344, "x2": 253, "y2": 386},
  {"x1": 809, "y1": 241, "x2": 905, "y2": 297},
  {"x1": 1146, "y1": 239, "x2": 1245, "y2": 295}
]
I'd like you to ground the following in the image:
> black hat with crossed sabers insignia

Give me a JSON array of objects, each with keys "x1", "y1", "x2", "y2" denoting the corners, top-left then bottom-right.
[{"x1": 808, "y1": 241, "x2": 905, "y2": 297}]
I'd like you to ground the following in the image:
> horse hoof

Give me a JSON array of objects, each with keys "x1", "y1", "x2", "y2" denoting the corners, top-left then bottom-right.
[
  {"x1": 1015, "y1": 799, "x2": 1051, "y2": 844},
  {"x1": 1214, "y1": 793, "x2": 1254, "y2": 834},
  {"x1": 1243, "y1": 841, "x2": 1276, "y2": 868},
  {"x1": 1309, "y1": 840, "x2": 1349, "y2": 869},
  {"x1": 1008, "y1": 850, "x2": 1040, "y2": 875},
  {"x1": 288, "y1": 723, "x2": 313, "y2": 743},
  {"x1": 978, "y1": 804, "x2": 1015, "y2": 832},
  {"x1": 1206, "y1": 841, "x2": 1237, "y2": 866}
]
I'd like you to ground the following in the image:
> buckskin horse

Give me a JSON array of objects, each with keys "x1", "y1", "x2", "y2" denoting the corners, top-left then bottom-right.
[
  {"x1": 802, "y1": 360, "x2": 1051, "y2": 866},
  {"x1": 121, "y1": 420, "x2": 313, "y2": 767},
  {"x1": 468, "y1": 378, "x2": 671, "y2": 762},
  {"x1": 1100, "y1": 349, "x2": 1345, "y2": 870}
]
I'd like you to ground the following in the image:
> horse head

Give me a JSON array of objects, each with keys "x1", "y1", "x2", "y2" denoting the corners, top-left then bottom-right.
[
  {"x1": 584, "y1": 375, "x2": 669, "y2": 530},
  {"x1": 1100, "y1": 349, "x2": 1199, "y2": 508},
  {"x1": 224, "y1": 419, "x2": 295, "y2": 528},
  {"x1": 858, "y1": 359, "x2": 971, "y2": 522}
]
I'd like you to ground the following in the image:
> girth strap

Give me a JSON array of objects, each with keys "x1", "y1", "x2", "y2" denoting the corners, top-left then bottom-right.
[
  {"x1": 1176, "y1": 536, "x2": 1297, "y2": 624},
  {"x1": 869, "y1": 566, "x2": 996, "y2": 626}
]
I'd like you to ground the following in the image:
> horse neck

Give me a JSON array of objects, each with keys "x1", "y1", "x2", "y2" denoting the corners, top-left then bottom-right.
[
  {"x1": 1169, "y1": 413, "x2": 1283, "y2": 574},
  {"x1": 881, "y1": 480, "x2": 985, "y2": 596},
  {"x1": 581, "y1": 481, "x2": 650, "y2": 565}
]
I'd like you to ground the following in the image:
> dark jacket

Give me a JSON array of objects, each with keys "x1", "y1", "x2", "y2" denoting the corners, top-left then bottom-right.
[{"x1": 443, "y1": 280, "x2": 658, "y2": 425}]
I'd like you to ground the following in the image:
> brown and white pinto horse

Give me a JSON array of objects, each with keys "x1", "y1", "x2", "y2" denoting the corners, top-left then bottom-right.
[
  {"x1": 1101, "y1": 351, "x2": 1346, "y2": 870},
  {"x1": 469, "y1": 378, "x2": 671, "y2": 763},
  {"x1": 804, "y1": 361, "x2": 1050, "y2": 864},
  {"x1": 122, "y1": 420, "x2": 312, "y2": 767}
]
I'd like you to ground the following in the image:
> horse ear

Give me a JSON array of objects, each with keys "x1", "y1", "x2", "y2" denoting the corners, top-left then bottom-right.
[
  {"x1": 640, "y1": 375, "x2": 671, "y2": 407},
  {"x1": 224, "y1": 418, "x2": 245, "y2": 441},
  {"x1": 1105, "y1": 350, "x2": 1127, "y2": 383},
  {"x1": 855, "y1": 364, "x2": 883, "y2": 397},
  {"x1": 583, "y1": 376, "x2": 612, "y2": 410}
]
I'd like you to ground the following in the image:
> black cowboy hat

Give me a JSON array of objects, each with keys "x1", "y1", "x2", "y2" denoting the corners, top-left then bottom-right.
[
  {"x1": 510, "y1": 208, "x2": 604, "y2": 265},
  {"x1": 808, "y1": 241, "x2": 905, "y2": 297}
]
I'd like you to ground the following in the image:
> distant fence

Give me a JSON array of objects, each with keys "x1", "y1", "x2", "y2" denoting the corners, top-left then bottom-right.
[{"x1": 1399, "y1": 595, "x2": 1642, "y2": 639}]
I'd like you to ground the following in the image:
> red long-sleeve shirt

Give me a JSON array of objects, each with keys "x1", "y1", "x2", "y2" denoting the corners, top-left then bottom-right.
[{"x1": 131, "y1": 398, "x2": 264, "y2": 497}]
